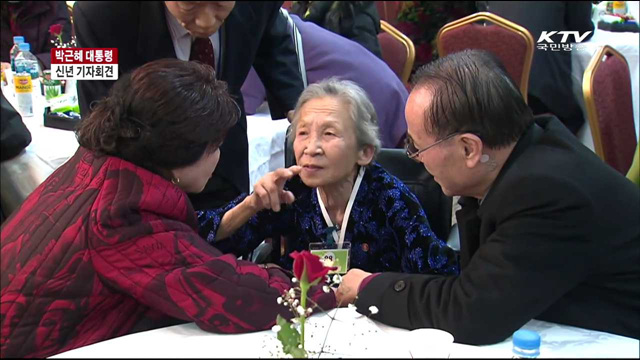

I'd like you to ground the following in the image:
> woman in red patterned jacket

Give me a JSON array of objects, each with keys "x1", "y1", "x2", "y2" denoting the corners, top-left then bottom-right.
[{"x1": 0, "y1": 59, "x2": 336, "y2": 358}]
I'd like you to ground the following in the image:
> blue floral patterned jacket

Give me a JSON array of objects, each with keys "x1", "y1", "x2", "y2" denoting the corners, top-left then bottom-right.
[{"x1": 198, "y1": 162, "x2": 459, "y2": 275}]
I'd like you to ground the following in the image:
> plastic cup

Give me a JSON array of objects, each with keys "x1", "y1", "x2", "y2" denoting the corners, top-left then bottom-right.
[{"x1": 406, "y1": 328, "x2": 455, "y2": 358}]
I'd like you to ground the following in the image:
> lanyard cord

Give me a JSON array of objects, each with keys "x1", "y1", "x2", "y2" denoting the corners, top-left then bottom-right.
[{"x1": 317, "y1": 166, "x2": 365, "y2": 249}]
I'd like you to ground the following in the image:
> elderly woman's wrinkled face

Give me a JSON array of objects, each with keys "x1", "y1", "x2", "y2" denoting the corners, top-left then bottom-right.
[
  {"x1": 165, "y1": 1, "x2": 235, "y2": 38},
  {"x1": 171, "y1": 147, "x2": 221, "y2": 193},
  {"x1": 294, "y1": 97, "x2": 367, "y2": 188}
]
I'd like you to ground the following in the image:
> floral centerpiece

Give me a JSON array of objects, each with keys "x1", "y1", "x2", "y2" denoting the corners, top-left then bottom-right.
[
  {"x1": 395, "y1": 1, "x2": 477, "y2": 72},
  {"x1": 49, "y1": 24, "x2": 76, "y2": 48},
  {"x1": 46, "y1": 24, "x2": 77, "y2": 104},
  {"x1": 273, "y1": 251, "x2": 337, "y2": 358}
]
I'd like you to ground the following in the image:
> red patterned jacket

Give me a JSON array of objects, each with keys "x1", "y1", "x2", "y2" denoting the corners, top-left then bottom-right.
[{"x1": 0, "y1": 148, "x2": 336, "y2": 358}]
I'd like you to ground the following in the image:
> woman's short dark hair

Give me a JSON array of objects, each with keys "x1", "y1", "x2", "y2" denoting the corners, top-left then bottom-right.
[
  {"x1": 76, "y1": 59, "x2": 239, "y2": 176},
  {"x1": 411, "y1": 49, "x2": 534, "y2": 149}
]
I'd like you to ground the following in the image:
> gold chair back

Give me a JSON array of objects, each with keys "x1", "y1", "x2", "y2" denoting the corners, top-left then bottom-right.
[
  {"x1": 583, "y1": 45, "x2": 637, "y2": 175},
  {"x1": 379, "y1": 20, "x2": 416, "y2": 84},
  {"x1": 436, "y1": 12, "x2": 534, "y2": 101}
]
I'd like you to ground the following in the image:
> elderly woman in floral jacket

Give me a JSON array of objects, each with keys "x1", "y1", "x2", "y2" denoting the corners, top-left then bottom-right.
[
  {"x1": 199, "y1": 78, "x2": 459, "y2": 276},
  {"x1": 0, "y1": 59, "x2": 335, "y2": 358}
]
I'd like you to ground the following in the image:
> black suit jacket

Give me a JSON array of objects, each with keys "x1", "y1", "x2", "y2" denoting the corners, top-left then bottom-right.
[
  {"x1": 73, "y1": 1, "x2": 303, "y2": 208},
  {"x1": 355, "y1": 116, "x2": 640, "y2": 344},
  {"x1": 1, "y1": 93, "x2": 32, "y2": 162}
]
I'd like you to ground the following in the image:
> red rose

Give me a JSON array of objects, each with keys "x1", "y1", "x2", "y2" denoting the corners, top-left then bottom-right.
[
  {"x1": 49, "y1": 24, "x2": 63, "y2": 37},
  {"x1": 290, "y1": 251, "x2": 335, "y2": 285}
]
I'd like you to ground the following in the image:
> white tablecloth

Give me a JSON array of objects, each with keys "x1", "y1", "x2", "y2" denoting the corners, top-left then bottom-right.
[
  {"x1": 571, "y1": 27, "x2": 640, "y2": 150},
  {"x1": 50, "y1": 307, "x2": 639, "y2": 358}
]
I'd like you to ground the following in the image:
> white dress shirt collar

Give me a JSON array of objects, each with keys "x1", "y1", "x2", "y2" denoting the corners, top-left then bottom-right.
[{"x1": 164, "y1": 5, "x2": 221, "y2": 70}]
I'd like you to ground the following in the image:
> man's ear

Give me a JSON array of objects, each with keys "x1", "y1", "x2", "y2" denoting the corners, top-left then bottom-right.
[
  {"x1": 459, "y1": 133, "x2": 483, "y2": 169},
  {"x1": 357, "y1": 144, "x2": 375, "y2": 166}
]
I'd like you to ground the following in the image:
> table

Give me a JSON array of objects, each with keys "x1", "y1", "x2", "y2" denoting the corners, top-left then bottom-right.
[
  {"x1": 572, "y1": 21, "x2": 640, "y2": 150},
  {"x1": 0, "y1": 84, "x2": 289, "y2": 216},
  {"x1": 50, "y1": 307, "x2": 639, "y2": 358}
]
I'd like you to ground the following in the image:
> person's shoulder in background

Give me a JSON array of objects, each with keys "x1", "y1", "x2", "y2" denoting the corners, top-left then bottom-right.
[
  {"x1": 1, "y1": 93, "x2": 31, "y2": 162},
  {"x1": 73, "y1": 1, "x2": 143, "y2": 40},
  {"x1": 565, "y1": 1, "x2": 595, "y2": 40},
  {"x1": 290, "y1": 13, "x2": 393, "y2": 82},
  {"x1": 291, "y1": 14, "x2": 408, "y2": 146}
]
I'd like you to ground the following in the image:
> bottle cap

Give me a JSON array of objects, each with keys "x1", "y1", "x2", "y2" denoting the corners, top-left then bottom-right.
[
  {"x1": 13, "y1": 36, "x2": 24, "y2": 44},
  {"x1": 513, "y1": 329, "x2": 541, "y2": 350},
  {"x1": 18, "y1": 43, "x2": 30, "y2": 52}
]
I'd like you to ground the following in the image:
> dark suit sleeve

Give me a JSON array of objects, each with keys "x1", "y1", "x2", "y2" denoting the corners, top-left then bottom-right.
[
  {"x1": 72, "y1": 2, "x2": 117, "y2": 118},
  {"x1": 354, "y1": 176, "x2": 595, "y2": 345},
  {"x1": 252, "y1": 4, "x2": 304, "y2": 120},
  {"x1": 565, "y1": 1, "x2": 595, "y2": 41},
  {"x1": 1, "y1": 94, "x2": 31, "y2": 161}
]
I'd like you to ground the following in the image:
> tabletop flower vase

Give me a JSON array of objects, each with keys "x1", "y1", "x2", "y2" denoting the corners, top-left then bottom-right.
[{"x1": 273, "y1": 250, "x2": 336, "y2": 358}]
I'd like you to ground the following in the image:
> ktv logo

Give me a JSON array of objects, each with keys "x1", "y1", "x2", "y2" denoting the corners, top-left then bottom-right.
[{"x1": 536, "y1": 31, "x2": 593, "y2": 52}]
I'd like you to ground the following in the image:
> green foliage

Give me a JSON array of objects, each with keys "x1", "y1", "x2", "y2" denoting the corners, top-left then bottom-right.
[
  {"x1": 45, "y1": 86, "x2": 61, "y2": 100},
  {"x1": 276, "y1": 315, "x2": 307, "y2": 358},
  {"x1": 395, "y1": 1, "x2": 477, "y2": 70}
]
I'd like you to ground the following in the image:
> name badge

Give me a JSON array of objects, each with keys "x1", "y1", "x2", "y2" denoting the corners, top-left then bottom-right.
[{"x1": 309, "y1": 241, "x2": 351, "y2": 274}]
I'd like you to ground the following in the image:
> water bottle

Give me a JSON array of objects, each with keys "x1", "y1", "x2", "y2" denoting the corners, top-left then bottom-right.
[
  {"x1": 512, "y1": 329, "x2": 540, "y2": 358},
  {"x1": 14, "y1": 72, "x2": 33, "y2": 117},
  {"x1": 14, "y1": 43, "x2": 40, "y2": 117},
  {"x1": 10, "y1": 36, "x2": 24, "y2": 72},
  {"x1": 14, "y1": 43, "x2": 40, "y2": 79}
]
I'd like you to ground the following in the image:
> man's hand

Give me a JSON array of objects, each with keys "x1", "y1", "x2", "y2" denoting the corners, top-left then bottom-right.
[
  {"x1": 336, "y1": 269, "x2": 371, "y2": 306},
  {"x1": 247, "y1": 165, "x2": 302, "y2": 212}
]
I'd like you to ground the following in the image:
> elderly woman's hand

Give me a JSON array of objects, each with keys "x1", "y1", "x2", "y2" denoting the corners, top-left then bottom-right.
[
  {"x1": 215, "y1": 166, "x2": 302, "y2": 241},
  {"x1": 248, "y1": 165, "x2": 302, "y2": 212}
]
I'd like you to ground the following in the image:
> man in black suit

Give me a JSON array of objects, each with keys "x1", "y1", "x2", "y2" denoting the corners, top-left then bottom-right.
[
  {"x1": 73, "y1": 1, "x2": 303, "y2": 210},
  {"x1": 477, "y1": 1, "x2": 595, "y2": 134},
  {"x1": 337, "y1": 50, "x2": 640, "y2": 343}
]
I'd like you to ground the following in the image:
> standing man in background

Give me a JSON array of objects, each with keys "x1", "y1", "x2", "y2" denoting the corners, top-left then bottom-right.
[
  {"x1": 477, "y1": 1, "x2": 595, "y2": 134},
  {"x1": 74, "y1": 1, "x2": 304, "y2": 209},
  {"x1": 242, "y1": 11, "x2": 409, "y2": 148}
]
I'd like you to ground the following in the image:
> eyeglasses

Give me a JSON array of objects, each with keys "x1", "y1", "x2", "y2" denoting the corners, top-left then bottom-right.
[{"x1": 405, "y1": 132, "x2": 460, "y2": 162}]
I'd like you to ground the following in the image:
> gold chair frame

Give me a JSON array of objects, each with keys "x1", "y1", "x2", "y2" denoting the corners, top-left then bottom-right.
[
  {"x1": 436, "y1": 12, "x2": 535, "y2": 101},
  {"x1": 380, "y1": 20, "x2": 416, "y2": 84},
  {"x1": 582, "y1": 45, "x2": 634, "y2": 163},
  {"x1": 627, "y1": 143, "x2": 640, "y2": 185}
]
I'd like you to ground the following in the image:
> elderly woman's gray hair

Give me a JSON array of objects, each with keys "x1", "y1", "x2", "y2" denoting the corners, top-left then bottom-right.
[{"x1": 288, "y1": 78, "x2": 381, "y2": 161}]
